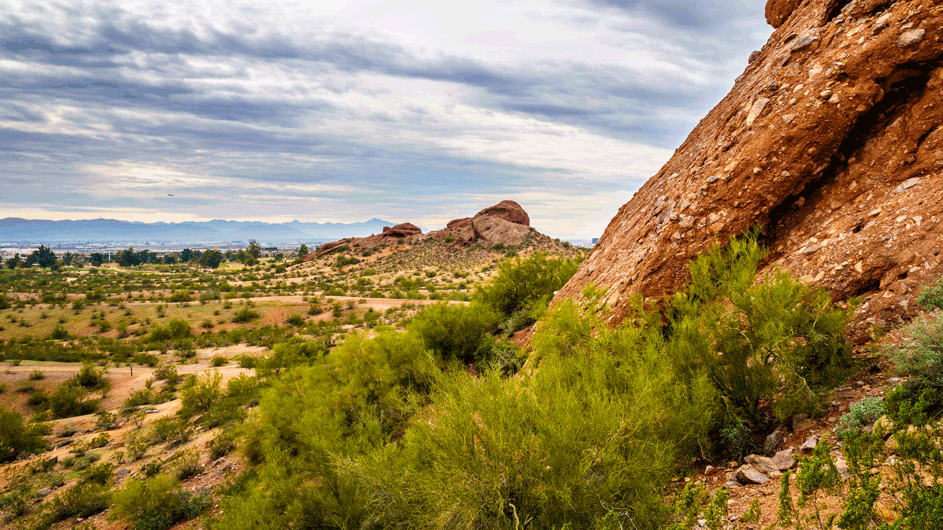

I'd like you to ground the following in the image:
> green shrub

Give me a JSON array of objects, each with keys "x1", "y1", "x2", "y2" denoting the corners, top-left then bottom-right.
[
  {"x1": 232, "y1": 306, "x2": 260, "y2": 323},
  {"x1": 0, "y1": 293, "x2": 9, "y2": 310},
  {"x1": 148, "y1": 318, "x2": 192, "y2": 342},
  {"x1": 666, "y1": 232, "x2": 852, "y2": 425},
  {"x1": 49, "y1": 384, "x2": 97, "y2": 418},
  {"x1": 178, "y1": 371, "x2": 222, "y2": 419},
  {"x1": 209, "y1": 432, "x2": 236, "y2": 460},
  {"x1": 71, "y1": 364, "x2": 110, "y2": 393},
  {"x1": 199, "y1": 290, "x2": 220, "y2": 303},
  {"x1": 124, "y1": 388, "x2": 154, "y2": 408},
  {"x1": 0, "y1": 405, "x2": 49, "y2": 462},
  {"x1": 475, "y1": 253, "x2": 581, "y2": 319},
  {"x1": 343, "y1": 300, "x2": 717, "y2": 529},
  {"x1": 211, "y1": 355, "x2": 228, "y2": 367},
  {"x1": 174, "y1": 449, "x2": 203, "y2": 481},
  {"x1": 838, "y1": 396, "x2": 884, "y2": 437},
  {"x1": 49, "y1": 324, "x2": 69, "y2": 340},
  {"x1": 97, "y1": 411, "x2": 118, "y2": 430},
  {"x1": 917, "y1": 275, "x2": 943, "y2": 310},
  {"x1": 408, "y1": 302, "x2": 501, "y2": 364},
  {"x1": 884, "y1": 312, "x2": 943, "y2": 424},
  {"x1": 154, "y1": 364, "x2": 182, "y2": 384},
  {"x1": 168, "y1": 290, "x2": 193, "y2": 303},
  {"x1": 112, "y1": 473, "x2": 211, "y2": 530},
  {"x1": 34, "y1": 483, "x2": 110, "y2": 528},
  {"x1": 149, "y1": 417, "x2": 192, "y2": 447},
  {"x1": 887, "y1": 312, "x2": 943, "y2": 381}
]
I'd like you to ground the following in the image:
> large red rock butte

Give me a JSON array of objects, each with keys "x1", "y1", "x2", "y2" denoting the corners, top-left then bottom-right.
[
  {"x1": 556, "y1": 0, "x2": 943, "y2": 342},
  {"x1": 305, "y1": 200, "x2": 534, "y2": 260}
]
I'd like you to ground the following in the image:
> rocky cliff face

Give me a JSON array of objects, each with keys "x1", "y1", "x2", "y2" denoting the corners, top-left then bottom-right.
[{"x1": 556, "y1": 0, "x2": 943, "y2": 341}]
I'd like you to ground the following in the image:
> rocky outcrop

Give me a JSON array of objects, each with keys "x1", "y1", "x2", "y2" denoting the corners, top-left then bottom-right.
[
  {"x1": 472, "y1": 216, "x2": 530, "y2": 247},
  {"x1": 474, "y1": 200, "x2": 531, "y2": 227},
  {"x1": 430, "y1": 200, "x2": 533, "y2": 247},
  {"x1": 382, "y1": 223, "x2": 422, "y2": 238},
  {"x1": 556, "y1": 0, "x2": 943, "y2": 341},
  {"x1": 304, "y1": 201, "x2": 534, "y2": 260}
]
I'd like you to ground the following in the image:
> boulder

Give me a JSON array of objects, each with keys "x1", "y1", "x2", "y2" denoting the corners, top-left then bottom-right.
[
  {"x1": 765, "y1": 0, "x2": 802, "y2": 28},
  {"x1": 447, "y1": 217, "x2": 473, "y2": 229},
  {"x1": 473, "y1": 216, "x2": 530, "y2": 247},
  {"x1": 764, "y1": 430, "x2": 786, "y2": 455},
  {"x1": 382, "y1": 223, "x2": 422, "y2": 238},
  {"x1": 735, "y1": 465, "x2": 770, "y2": 485},
  {"x1": 555, "y1": 0, "x2": 943, "y2": 343},
  {"x1": 474, "y1": 200, "x2": 530, "y2": 227}
]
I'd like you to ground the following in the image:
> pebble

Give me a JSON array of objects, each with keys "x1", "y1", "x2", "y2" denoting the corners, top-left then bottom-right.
[
  {"x1": 897, "y1": 29, "x2": 925, "y2": 48},
  {"x1": 792, "y1": 34, "x2": 817, "y2": 52},
  {"x1": 894, "y1": 177, "x2": 921, "y2": 193}
]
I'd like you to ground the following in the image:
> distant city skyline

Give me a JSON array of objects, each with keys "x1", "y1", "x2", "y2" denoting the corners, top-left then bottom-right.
[{"x1": 1, "y1": 0, "x2": 772, "y2": 239}]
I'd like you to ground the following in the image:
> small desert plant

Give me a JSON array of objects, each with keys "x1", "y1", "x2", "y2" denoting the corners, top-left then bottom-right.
[
  {"x1": 232, "y1": 306, "x2": 259, "y2": 323},
  {"x1": 837, "y1": 396, "x2": 884, "y2": 437},
  {"x1": 916, "y1": 275, "x2": 943, "y2": 310},
  {"x1": 112, "y1": 473, "x2": 211, "y2": 530}
]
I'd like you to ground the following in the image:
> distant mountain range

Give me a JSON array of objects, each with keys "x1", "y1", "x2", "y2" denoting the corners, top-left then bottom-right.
[{"x1": 0, "y1": 218, "x2": 398, "y2": 245}]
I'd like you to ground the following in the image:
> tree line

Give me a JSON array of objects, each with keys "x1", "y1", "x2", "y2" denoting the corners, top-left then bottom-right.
[{"x1": 3, "y1": 240, "x2": 311, "y2": 270}]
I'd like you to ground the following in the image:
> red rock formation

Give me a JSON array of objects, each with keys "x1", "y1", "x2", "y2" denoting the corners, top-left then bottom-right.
[
  {"x1": 304, "y1": 201, "x2": 534, "y2": 260},
  {"x1": 556, "y1": 0, "x2": 943, "y2": 341},
  {"x1": 474, "y1": 200, "x2": 530, "y2": 227},
  {"x1": 382, "y1": 223, "x2": 422, "y2": 238}
]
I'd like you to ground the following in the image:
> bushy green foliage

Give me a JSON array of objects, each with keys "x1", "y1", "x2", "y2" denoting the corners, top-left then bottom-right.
[
  {"x1": 215, "y1": 236, "x2": 849, "y2": 529},
  {"x1": 407, "y1": 302, "x2": 501, "y2": 364},
  {"x1": 148, "y1": 318, "x2": 192, "y2": 342},
  {"x1": 475, "y1": 252, "x2": 581, "y2": 321},
  {"x1": 255, "y1": 338, "x2": 330, "y2": 376},
  {"x1": 27, "y1": 483, "x2": 110, "y2": 529},
  {"x1": 112, "y1": 473, "x2": 210, "y2": 530},
  {"x1": 0, "y1": 405, "x2": 49, "y2": 462},
  {"x1": 49, "y1": 384, "x2": 97, "y2": 418},
  {"x1": 232, "y1": 306, "x2": 260, "y2": 323},
  {"x1": 343, "y1": 300, "x2": 717, "y2": 529},
  {"x1": 885, "y1": 311, "x2": 943, "y2": 424},
  {"x1": 837, "y1": 396, "x2": 884, "y2": 437},
  {"x1": 666, "y1": 232, "x2": 852, "y2": 425},
  {"x1": 916, "y1": 274, "x2": 943, "y2": 310},
  {"x1": 168, "y1": 290, "x2": 193, "y2": 303},
  {"x1": 178, "y1": 371, "x2": 222, "y2": 419},
  {"x1": 0, "y1": 293, "x2": 10, "y2": 310}
]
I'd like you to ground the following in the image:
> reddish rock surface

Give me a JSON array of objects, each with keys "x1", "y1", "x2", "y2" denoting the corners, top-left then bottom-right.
[
  {"x1": 473, "y1": 200, "x2": 531, "y2": 227},
  {"x1": 556, "y1": 0, "x2": 943, "y2": 341},
  {"x1": 382, "y1": 223, "x2": 422, "y2": 238},
  {"x1": 472, "y1": 216, "x2": 530, "y2": 247}
]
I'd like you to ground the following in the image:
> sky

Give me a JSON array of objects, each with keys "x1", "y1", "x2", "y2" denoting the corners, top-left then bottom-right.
[{"x1": 0, "y1": 0, "x2": 772, "y2": 239}]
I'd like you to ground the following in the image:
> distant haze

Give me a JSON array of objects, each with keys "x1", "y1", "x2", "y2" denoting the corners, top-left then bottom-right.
[
  {"x1": 0, "y1": 0, "x2": 771, "y2": 239},
  {"x1": 0, "y1": 217, "x2": 397, "y2": 245}
]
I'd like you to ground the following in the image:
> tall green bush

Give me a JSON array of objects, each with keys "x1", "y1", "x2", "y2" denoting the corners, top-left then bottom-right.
[
  {"x1": 407, "y1": 302, "x2": 500, "y2": 364},
  {"x1": 475, "y1": 253, "x2": 581, "y2": 329},
  {"x1": 0, "y1": 406, "x2": 49, "y2": 462},
  {"x1": 666, "y1": 232, "x2": 852, "y2": 425}
]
